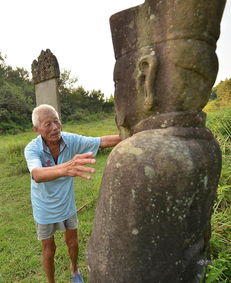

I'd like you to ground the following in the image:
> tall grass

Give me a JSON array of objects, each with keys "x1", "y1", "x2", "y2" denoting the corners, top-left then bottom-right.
[
  {"x1": 205, "y1": 109, "x2": 231, "y2": 282},
  {"x1": 0, "y1": 113, "x2": 230, "y2": 282}
]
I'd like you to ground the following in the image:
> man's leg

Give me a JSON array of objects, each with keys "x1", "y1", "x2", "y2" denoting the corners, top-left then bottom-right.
[
  {"x1": 64, "y1": 228, "x2": 79, "y2": 274},
  {"x1": 42, "y1": 236, "x2": 56, "y2": 283}
]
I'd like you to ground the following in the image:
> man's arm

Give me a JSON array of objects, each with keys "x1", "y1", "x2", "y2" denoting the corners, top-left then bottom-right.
[
  {"x1": 32, "y1": 152, "x2": 96, "y2": 183},
  {"x1": 100, "y1": 135, "x2": 121, "y2": 148}
]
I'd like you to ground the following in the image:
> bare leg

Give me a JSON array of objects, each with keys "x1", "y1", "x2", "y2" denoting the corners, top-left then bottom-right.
[
  {"x1": 42, "y1": 236, "x2": 56, "y2": 283},
  {"x1": 64, "y1": 229, "x2": 79, "y2": 274}
]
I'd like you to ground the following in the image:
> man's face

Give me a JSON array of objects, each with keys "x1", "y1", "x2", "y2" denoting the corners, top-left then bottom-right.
[{"x1": 34, "y1": 111, "x2": 61, "y2": 144}]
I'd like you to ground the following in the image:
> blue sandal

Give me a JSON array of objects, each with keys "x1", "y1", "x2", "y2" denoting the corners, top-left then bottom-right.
[{"x1": 72, "y1": 273, "x2": 84, "y2": 283}]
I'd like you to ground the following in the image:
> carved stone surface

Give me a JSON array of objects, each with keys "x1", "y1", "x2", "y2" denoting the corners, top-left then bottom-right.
[
  {"x1": 31, "y1": 49, "x2": 60, "y2": 85},
  {"x1": 87, "y1": 0, "x2": 226, "y2": 282},
  {"x1": 110, "y1": 0, "x2": 226, "y2": 139},
  {"x1": 88, "y1": 127, "x2": 221, "y2": 282}
]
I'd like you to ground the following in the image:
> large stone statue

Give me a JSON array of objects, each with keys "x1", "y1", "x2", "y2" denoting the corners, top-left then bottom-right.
[{"x1": 87, "y1": 0, "x2": 226, "y2": 282}]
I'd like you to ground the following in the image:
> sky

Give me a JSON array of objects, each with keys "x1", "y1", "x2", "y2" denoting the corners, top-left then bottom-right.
[{"x1": 0, "y1": 0, "x2": 230, "y2": 97}]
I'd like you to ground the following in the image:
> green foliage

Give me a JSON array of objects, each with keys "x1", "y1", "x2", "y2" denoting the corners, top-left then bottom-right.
[
  {"x1": 214, "y1": 78, "x2": 231, "y2": 103},
  {"x1": 0, "y1": 82, "x2": 32, "y2": 132},
  {"x1": 205, "y1": 109, "x2": 231, "y2": 282},
  {"x1": 204, "y1": 78, "x2": 231, "y2": 112},
  {"x1": 206, "y1": 184, "x2": 231, "y2": 283},
  {"x1": 59, "y1": 70, "x2": 114, "y2": 122},
  {"x1": 0, "y1": 53, "x2": 115, "y2": 135},
  {"x1": 0, "y1": 54, "x2": 35, "y2": 134}
]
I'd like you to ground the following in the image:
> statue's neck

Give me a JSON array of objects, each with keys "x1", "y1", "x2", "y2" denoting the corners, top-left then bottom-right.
[{"x1": 132, "y1": 111, "x2": 206, "y2": 135}]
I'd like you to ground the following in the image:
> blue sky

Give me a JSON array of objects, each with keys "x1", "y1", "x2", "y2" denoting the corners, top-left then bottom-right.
[{"x1": 0, "y1": 0, "x2": 230, "y2": 96}]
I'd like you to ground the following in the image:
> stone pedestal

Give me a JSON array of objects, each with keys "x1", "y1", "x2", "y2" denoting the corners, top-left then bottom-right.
[{"x1": 87, "y1": 113, "x2": 221, "y2": 282}]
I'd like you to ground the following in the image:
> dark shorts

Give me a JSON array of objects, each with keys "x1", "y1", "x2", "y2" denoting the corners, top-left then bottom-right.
[{"x1": 35, "y1": 214, "x2": 78, "y2": 240}]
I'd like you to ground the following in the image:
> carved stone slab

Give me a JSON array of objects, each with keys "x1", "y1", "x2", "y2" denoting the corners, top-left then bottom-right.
[
  {"x1": 31, "y1": 49, "x2": 61, "y2": 117},
  {"x1": 31, "y1": 49, "x2": 60, "y2": 85}
]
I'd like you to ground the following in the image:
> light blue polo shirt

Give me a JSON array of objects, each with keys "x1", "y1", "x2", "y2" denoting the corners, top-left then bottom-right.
[{"x1": 24, "y1": 132, "x2": 100, "y2": 224}]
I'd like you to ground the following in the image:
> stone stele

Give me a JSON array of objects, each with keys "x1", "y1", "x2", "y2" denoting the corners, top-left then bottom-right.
[
  {"x1": 31, "y1": 49, "x2": 61, "y2": 117},
  {"x1": 87, "y1": 0, "x2": 226, "y2": 282}
]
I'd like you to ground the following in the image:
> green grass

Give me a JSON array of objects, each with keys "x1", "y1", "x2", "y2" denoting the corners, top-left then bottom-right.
[
  {"x1": 205, "y1": 109, "x2": 231, "y2": 282},
  {"x1": 0, "y1": 113, "x2": 230, "y2": 282}
]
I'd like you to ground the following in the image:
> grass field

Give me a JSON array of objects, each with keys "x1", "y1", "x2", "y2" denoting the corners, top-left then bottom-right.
[{"x1": 0, "y1": 113, "x2": 230, "y2": 282}]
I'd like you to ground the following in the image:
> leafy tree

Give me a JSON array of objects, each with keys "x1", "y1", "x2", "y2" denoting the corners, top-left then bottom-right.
[
  {"x1": 0, "y1": 54, "x2": 35, "y2": 133},
  {"x1": 59, "y1": 70, "x2": 114, "y2": 122},
  {"x1": 214, "y1": 78, "x2": 231, "y2": 104},
  {"x1": 103, "y1": 94, "x2": 115, "y2": 113},
  {"x1": 204, "y1": 78, "x2": 231, "y2": 112}
]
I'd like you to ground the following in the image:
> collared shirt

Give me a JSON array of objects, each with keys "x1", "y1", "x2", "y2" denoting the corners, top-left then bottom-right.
[{"x1": 24, "y1": 132, "x2": 100, "y2": 224}]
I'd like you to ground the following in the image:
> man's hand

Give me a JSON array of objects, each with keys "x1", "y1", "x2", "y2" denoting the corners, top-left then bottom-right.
[
  {"x1": 65, "y1": 152, "x2": 96, "y2": 179},
  {"x1": 32, "y1": 152, "x2": 96, "y2": 183}
]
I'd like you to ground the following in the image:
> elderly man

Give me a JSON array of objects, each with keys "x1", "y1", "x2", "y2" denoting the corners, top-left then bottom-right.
[{"x1": 24, "y1": 104, "x2": 121, "y2": 283}]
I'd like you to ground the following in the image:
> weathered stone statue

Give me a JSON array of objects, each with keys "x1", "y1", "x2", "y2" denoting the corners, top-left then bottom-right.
[
  {"x1": 31, "y1": 49, "x2": 61, "y2": 117},
  {"x1": 87, "y1": 0, "x2": 226, "y2": 282}
]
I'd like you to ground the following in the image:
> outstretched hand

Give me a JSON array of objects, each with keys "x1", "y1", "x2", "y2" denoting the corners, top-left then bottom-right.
[{"x1": 65, "y1": 152, "x2": 96, "y2": 179}]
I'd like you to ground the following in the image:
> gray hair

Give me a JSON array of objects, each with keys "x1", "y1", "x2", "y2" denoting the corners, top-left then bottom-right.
[{"x1": 32, "y1": 104, "x2": 59, "y2": 127}]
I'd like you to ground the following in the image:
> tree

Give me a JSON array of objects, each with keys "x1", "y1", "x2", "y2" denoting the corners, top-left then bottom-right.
[
  {"x1": 0, "y1": 53, "x2": 35, "y2": 133},
  {"x1": 59, "y1": 70, "x2": 114, "y2": 122},
  {"x1": 214, "y1": 78, "x2": 231, "y2": 104},
  {"x1": 204, "y1": 78, "x2": 231, "y2": 112}
]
